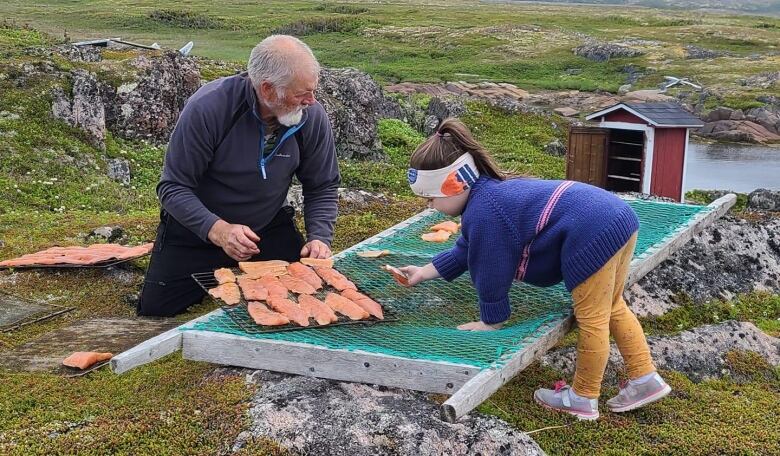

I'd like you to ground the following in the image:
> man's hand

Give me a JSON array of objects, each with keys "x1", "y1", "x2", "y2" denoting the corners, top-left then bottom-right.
[
  {"x1": 457, "y1": 321, "x2": 504, "y2": 331},
  {"x1": 300, "y1": 239, "x2": 331, "y2": 259},
  {"x1": 398, "y1": 263, "x2": 441, "y2": 287},
  {"x1": 208, "y1": 220, "x2": 261, "y2": 262}
]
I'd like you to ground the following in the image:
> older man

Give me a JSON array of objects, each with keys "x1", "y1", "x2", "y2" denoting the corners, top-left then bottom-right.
[{"x1": 137, "y1": 35, "x2": 340, "y2": 317}]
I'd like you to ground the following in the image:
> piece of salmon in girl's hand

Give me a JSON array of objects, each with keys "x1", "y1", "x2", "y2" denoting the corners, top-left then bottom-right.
[
  {"x1": 421, "y1": 230, "x2": 451, "y2": 242},
  {"x1": 383, "y1": 264, "x2": 410, "y2": 286}
]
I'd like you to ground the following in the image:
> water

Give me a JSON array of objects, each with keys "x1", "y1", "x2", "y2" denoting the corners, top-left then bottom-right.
[{"x1": 685, "y1": 142, "x2": 780, "y2": 193}]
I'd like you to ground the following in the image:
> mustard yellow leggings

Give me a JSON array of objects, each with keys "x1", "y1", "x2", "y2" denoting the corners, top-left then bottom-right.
[{"x1": 570, "y1": 232, "x2": 656, "y2": 399}]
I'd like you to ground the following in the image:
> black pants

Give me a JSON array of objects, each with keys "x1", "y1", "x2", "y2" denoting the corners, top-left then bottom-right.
[{"x1": 137, "y1": 207, "x2": 305, "y2": 317}]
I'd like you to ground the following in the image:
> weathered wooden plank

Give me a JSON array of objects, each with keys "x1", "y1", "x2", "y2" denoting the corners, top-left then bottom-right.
[
  {"x1": 625, "y1": 194, "x2": 736, "y2": 286},
  {"x1": 110, "y1": 311, "x2": 219, "y2": 374},
  {"x1": 182, "y1": 330, "x2": 478, "y2": 394},
  {"x1": 440, "y1": 315, "x2": 575, "y2": 423}
]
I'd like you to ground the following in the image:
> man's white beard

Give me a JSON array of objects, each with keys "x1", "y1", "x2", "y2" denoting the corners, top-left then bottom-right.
[{"x1": 277, "y1": 107, "x2": 303, "y2": 127}]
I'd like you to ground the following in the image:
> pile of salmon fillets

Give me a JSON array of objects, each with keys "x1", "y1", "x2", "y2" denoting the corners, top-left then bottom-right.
[
  {"x1": 207, "y1": 259, "x2": 384, "y2": 328},
  {"x1": 0, "y1": 243, "x2": 154, "y2": 268}
]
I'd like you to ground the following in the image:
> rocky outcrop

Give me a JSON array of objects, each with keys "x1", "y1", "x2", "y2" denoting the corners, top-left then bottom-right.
[
  {"x1": 51, "y1": 69, "x2": 107, "y2": 150},
  {"x1": 237, "y1": 370, "x2": 545, "y2": 456},
  {"x1": 542, "y1": 321, "x2": 780, "y2": 384},
  {"x1": 573, "y1": 41, "x2": 643, "y2": 62},
  {"x1": 738, "y1": 71, "x2": 779, "y2": 90},
  {"x1": 316, "y1": 68, "x2": 387, "y2": 160},
  {"x1": 106, "y1": 158, "x2": 131, "y2": 185},
  {"x1": 621, "y1": 89, "x2": 675, "y2": 103},
  {"x1": 286, "y1": 185, "x2": 389, "y2": 212},
  {"x1": 626, "y1": 216, "x2": 780, "y2": 316},
  {"x1": 108, "y1": 51, "x2": 201, "y2": 143},
  {"x1": 748, "y1": 188, "x2": 780, "y2": 211},
  {"x1": 51, "y1": 51, "x2": 200, "y2": 147},
  {"x1": 684, "y1": 45, "x2": 727, "y2": 60},
  {"x1": 697, "y1": 106, "x2": 780, "y2": 144}
]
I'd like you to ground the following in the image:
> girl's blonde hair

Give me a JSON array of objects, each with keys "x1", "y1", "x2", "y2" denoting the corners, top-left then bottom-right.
[{"x1": 410, "y1": 118, "x2": 505, "y2": 180}]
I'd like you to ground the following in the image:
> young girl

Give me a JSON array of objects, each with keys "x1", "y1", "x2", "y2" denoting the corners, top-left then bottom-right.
[{"x1": 400, "y1": 118, "x2": 670, "y2": 420}]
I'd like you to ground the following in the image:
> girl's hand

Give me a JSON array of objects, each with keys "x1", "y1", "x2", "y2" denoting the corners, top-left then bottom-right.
[
  {"x1": 398, "y1": 263, "x2": 441, "y2": 287},
  {"x1": 457, "y1": 321, "x2": 504, "y2": 331}
]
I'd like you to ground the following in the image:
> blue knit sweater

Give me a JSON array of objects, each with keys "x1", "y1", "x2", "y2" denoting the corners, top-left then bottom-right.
[{"x1": 431, "y1": 177, "x2": 639, "y2": 324}]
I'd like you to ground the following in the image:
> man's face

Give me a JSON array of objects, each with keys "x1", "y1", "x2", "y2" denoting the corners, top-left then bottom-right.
[{"x1": 262, "y1": 74, "x2": 318, "y2": 127}]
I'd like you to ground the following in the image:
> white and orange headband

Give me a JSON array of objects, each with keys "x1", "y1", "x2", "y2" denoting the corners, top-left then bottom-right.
[{"x1": 408, "y1": 153, "x2": 480, "y2": 198}]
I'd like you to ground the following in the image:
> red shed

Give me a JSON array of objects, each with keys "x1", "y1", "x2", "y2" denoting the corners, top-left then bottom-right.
[{"x1": 566, "y1": 102, "x2": 703, "y2": 201}]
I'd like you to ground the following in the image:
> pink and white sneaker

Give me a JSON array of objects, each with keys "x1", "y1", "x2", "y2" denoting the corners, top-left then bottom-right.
[
  {"x1": 606, "y1": 373, "x2": 672, "y2": 413},
  {"x1": 533, "y1": 380, "x2": 599, "y2": 421}
]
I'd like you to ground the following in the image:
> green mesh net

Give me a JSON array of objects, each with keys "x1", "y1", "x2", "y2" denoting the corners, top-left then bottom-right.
[{"x1": 185, "y1": 198, "x2": 711, "y2": 369}]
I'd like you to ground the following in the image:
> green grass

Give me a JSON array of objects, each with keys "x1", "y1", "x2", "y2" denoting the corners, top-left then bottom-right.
[
  {"x1": 0, "y1": 354, "x2": 287, "y2": 456},
  {"x1": 685, "y1": 189, "x2": 749, "y2": 211},
  {"x1": 1, "y1": 0, "x2": 778, "y2": 97},
  {"x1": 480, "y1": 364, "x2": 780, "y2": 456},
  {"x1": 640, "y1": 292, "x2": 780, "y2": 337}
]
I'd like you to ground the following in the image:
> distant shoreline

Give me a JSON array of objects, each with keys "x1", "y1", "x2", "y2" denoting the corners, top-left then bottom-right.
[{"x1": 480, "y1": 0, "x2": 780, "y2": 17}]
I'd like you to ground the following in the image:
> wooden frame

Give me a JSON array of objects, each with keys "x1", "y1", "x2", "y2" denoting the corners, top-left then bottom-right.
[{"x1": 112, "y1": 195, "x2": 736, "y2": 422}]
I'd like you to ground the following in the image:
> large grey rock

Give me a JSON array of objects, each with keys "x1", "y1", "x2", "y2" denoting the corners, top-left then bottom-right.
[
  {"x1": 542, "y1": 321, "x2": 780, "y2": 384},
  {"x1": 697, "y1": 120, "x2": 780, "y2": 143},
  {"x1": 286, "y1": 185, "x2": 389, "y2": 212},
  {"x1": 239, "y1": 370, "x2": 545, "y2": 456},
  {"x1": 544, "y1": 138, "x2": 567, "y2": 157},
  {"x1": 573, "y1": 41, "x2": 643, "y2": 62},
  {"x1": 87, "y1": 226, "x2": 126, "y2": 243},
  {"x1": 106, "y1": 158, "x2": 131, "y2": 185},
  {"x1": 426, "y1": 96, "x2": 467, "y2": 125},
  {"x1": 626, "y1": 216, "x2": 780, "y2": 316},
  {"x1": 745, "y1": 107, "x2": 780, "y2": 135},
  {"x1": 316, "y1": 68, "x2": 386, "y2": 160},
  {"x1": 51, "y1": 69, "x2": 107, "y2": 150},
  {"x1": 109, "y1": 51, "x2": 201, "y2": 143},
  {"x1": 748, "y1": 188, "x2": 780, "y2": 211}
]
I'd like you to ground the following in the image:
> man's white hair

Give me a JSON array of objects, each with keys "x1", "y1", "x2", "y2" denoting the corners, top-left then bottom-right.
[{"x1": 247, "y1": 35, "x2": 320, "y2": 93}]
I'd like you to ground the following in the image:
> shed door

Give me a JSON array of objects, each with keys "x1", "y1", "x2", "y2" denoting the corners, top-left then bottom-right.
[
  {"x1": 566, "y1": 127, "x2": 609, "y2": 187},
  {"x1": 650, "y1": 128, "x2": 687, "y2": 201}
]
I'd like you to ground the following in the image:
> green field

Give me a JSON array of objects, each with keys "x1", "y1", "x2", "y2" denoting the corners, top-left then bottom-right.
[{"x1": 1, "y1": 1, "x2": 779, "y2": 455}]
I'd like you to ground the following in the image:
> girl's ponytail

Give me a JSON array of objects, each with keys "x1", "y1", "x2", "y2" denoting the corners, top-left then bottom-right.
[{"x1": 410, "y1": 118, "x2": 505, "y2": 180}]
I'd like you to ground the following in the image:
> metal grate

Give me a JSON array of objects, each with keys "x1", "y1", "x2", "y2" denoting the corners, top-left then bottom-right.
[
  {"x1": 185, "y1": 198, "x2": 712, "y2": 369},
  {"x1": 0, "y1": 255, "x2": 148, "y2": 270},
  {"x1": 191, "y1": 270, "x2": 398, "y2": 334}
]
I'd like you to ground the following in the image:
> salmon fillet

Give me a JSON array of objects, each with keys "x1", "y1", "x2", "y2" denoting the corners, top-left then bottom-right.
[
  {"x1": 258, "y1": 275, "x2": 289, "y2": 299},
  {"x1": 287, "y1": 262, "x2": 323, "y2": 290},
  {"x1": 278, "y1": 274, "x2": 317, "y2": 295},
  {"x1": 237, "y1": 276, "x2": 269, "y2": 301},
  {"x1": 297, "y1": 294, "x2": 338, "y2": 325},
  {"x1": 341, "y1": 289, "x2": 384, "y2": 320},
  {"x1": 239, "y1": 260, "x2": 290, "y2": 279},
  {"x1": 247, "y1": 301, "x2": 290, "y2": 326},
  {"x1": 300, "y1": 257, "x2": 334, "y2": 268},
  {"x1": 208, "y1": 282, "x2": 241, "y2": 305},
  {"x1": 314, "y1": 267, "x2": 358, "y2": 291},
  {"x1": 421, "y1": 230, "x2": 451, "y2": 242},
  {"x1": 324, "y1": 292, "x2": 369, "y2": 320},
  {"x1": 357, "y1": 250, "x2": 390, "y2": 258},
  {"x1": 214, "y1": 268, "x2": 236, "y2": 284},
  {"x1": 383, "y1": 265, "x2": 410, "y2": 286},
  {"x1": 62, "y1": 351, "x2": 113, "y2": 370},
  {"x1": 430, "y1": 221, "x2": 460, "y2": 234},
  {"x1": 267, "y1": 297, "x2": 310, "y2": 326}
]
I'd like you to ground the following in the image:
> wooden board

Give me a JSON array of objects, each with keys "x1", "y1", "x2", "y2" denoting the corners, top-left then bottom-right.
[
  {"x1": 183, "y1": 330, "x2": 477, "y2": 394},
  {"x1": 567, "y1": 127, "x2": 609, "y2": 187}
]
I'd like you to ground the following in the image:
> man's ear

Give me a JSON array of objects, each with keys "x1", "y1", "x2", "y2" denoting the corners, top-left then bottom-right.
[{"x1": 259, "y1": 81, "x2": 276, "y2": 102}]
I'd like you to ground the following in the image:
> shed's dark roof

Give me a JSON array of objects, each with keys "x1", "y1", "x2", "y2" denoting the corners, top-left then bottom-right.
[{"x1": 586, "y1": 102, "x2": 704, "y2": 127}]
